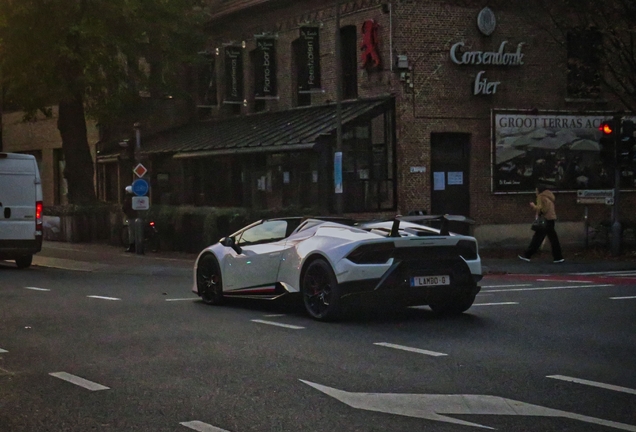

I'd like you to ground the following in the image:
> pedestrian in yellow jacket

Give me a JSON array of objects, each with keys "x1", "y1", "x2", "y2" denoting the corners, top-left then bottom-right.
[{"x1": 519, "y1": 185, "x2": 564, "y2": 263}]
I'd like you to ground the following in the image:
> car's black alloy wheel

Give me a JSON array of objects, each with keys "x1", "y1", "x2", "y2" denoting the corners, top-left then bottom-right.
[
  {"x1": 302, "y1": 259, "x2": 342, "y2": 321},
  {"x1": 197, "y1": 254, "x2": 224, "y2": 305}
]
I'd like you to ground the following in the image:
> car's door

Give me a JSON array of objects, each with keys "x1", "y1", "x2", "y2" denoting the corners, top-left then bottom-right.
[{"x1": 222, "y1": 220, "x2": 290, "y2": 290}]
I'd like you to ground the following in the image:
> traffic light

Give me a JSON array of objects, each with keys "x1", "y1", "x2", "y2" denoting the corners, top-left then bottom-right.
[
  {"x1": 620, "y1": 119, "x2": 635, "y2": 157},
  {"x1": 598, "y1": 120, "x2": 616, "y2": 167}
]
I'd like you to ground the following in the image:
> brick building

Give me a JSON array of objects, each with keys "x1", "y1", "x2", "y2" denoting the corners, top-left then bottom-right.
[{"x1": 95, "y1": 0, "x2": 635, "y2": 246}]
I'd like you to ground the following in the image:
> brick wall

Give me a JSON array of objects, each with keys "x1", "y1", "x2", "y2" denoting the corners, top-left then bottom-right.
[{"x1": 201, "y1": 0, "x2": 636, "y2": 227}]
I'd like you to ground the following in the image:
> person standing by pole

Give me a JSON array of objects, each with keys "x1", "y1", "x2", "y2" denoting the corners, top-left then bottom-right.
[{"x1": 122, "y1": 186, "x2": 137, "y2": 252}]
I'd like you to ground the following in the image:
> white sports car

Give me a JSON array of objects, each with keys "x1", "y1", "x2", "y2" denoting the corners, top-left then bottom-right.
[{"x1": 192, "y1": 216, "x2": 482, "y2": 321}]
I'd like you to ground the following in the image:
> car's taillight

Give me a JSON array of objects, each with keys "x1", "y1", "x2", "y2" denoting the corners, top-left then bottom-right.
[{"x1": 36, "y1": 201, "x2": 43, "y2": 231}]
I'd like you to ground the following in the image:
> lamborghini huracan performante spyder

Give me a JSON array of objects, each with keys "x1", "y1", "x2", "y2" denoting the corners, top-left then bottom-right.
[{"x1": 192, "y1": 215, "x2": 482, "y2": 321}]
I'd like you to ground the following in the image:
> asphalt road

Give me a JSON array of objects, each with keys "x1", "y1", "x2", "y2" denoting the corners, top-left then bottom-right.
[{"x1": 1, "y1": 264, "x2": 635, "y2": 432}]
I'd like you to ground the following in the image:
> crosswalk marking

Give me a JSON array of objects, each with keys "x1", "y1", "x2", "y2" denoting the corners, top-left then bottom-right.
[
  {"x1": 251, "y1": 319, "x2": 304, "y2": 330},
  {"x1": 180, "y1": 421, "x2": 231, "y2": 432},
  {"x1": 374, "y1": 342, "x2": 447, "y2": 357},
  {"x1": 49, "y1": 372, "x2": 109, "y2": 391},
  {"x1": 547, "y1": 375, "x2": 636, "y2": 395}
]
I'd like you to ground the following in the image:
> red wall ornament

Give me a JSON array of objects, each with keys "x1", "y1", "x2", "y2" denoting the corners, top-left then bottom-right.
[{"x1": 360, "y1": 19, "x2": 381, "y2": 70}]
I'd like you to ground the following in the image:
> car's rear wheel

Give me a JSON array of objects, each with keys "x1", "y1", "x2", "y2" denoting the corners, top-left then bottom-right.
[
  {"x1": 197, "y1": 254, "x2": 224, "y2": 305},
  {"x1": 302, "y1": 259, "x2": 342, "y2": 321},
  {"x1": 428, "y1": 290, "x2": 476, "y2": 315},
  {"x1": 15, "y1": 255, "x2": 33, "y2": 269}
]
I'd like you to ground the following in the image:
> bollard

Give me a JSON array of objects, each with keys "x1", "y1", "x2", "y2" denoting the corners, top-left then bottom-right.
[{"x1": 134, "y1": 217, "x2": 145, "y2": 255}]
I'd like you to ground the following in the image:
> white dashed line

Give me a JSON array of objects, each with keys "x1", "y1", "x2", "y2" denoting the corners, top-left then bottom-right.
[
  {"x1": 0, "y1": 348, "x2": 7, "y2": 353},
  {"x1": 180, "y1": 420, "x2": 231, "y2": 432},
  {"x1": 49, "y1": 372, "x2": 110, "y2": 391},
  {"x1": 480, "y1": 284, "x2": 532, "y2": 288},
  {"x1": 165, "y1": 298, "x2": 198, "y2": 302},
  {"x1": 250, "y1": 319, "x2": 304, "y2": 330},
  {"x1": 536, "y1": 279, "x2": 593, "y2": 283},
  {"x1": 87, "y1": 295, "x2": 121, "y2": 301},
  {"x1": 472, "y1": 302, "x2": 519, "y2": 306},
  {"x1": 264, "y1": 314, "x2": 286, "y2": 317},
  {"x1": 24, "y1": 287, "x2": 50, "y2": 291},
  {"x1": 547, "y1": 375, "x2": 636, "y2": 395},
  {"x1": 374, "y1": 342, "x2": 447, "y2": 357},
  {"x1": 610, "y1": 296, "x2": 636, "y2": 300},
  {"x1": 482, "y1": 284, "x2": 613, "y2": 293}
]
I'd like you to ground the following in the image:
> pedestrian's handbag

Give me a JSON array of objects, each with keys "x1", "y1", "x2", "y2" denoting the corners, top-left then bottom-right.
[{"x1": 531, "y1": 215, "x2": 547, "y2": 232}]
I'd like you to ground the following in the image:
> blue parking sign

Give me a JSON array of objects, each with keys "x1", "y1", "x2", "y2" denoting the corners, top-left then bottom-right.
[{"x1": 132, "y1": 178, "x2": 149, "y2": 196}]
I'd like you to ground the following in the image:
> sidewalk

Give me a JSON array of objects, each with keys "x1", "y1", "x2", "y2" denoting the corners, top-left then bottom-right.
[{"x1": 24, "y1": 241, "x2": 636, "y2": 276}]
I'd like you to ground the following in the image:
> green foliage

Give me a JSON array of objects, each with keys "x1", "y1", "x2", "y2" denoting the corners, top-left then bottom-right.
[
  {"x1": 0, "y1": 0, "x2": 208, "y2": 124},
  {"x1": 43, "y1": 202, "x2": 117, "y2": 216}
]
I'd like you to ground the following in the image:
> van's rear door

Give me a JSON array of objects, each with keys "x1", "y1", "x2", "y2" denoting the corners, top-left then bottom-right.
[{"x1": 0, "y1": 155, "x2": 37, "y2": 241}]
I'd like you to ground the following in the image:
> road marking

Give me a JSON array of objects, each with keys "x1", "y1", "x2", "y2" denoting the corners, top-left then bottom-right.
[
  {"x1": 87, "y1": 295, "x2": 121, "y2": 301},
  {"x1": 24, "y1": 287, "x2": 50, "y2": 291},
  {"x1": 547, "y1": 375, "x2": 636, "y2": 395},
  {"x1": 165, "y1": 298, "x2": 198, "y2": 302},
  {"x1": 610, "y1": 296, "x2": 636, "y2": 300},
  {"x1": 482, "y1": 284, "x2": 613, "y2": 293},
  {"x1": 180, "y1": 421, "x2": 231, "y2": 432},
  {"x1": 573, "y1": 270, "x2": 636, "y2": 276},
  {"x1": 472, "y1": 302, "x2": 519, "y2": 306},
  {"x1": 481, "y1": 284, "x2": 532, "y2": 288},
  {"x1": 374, "y1": 342, "x2": 447, "y2": 357},
  {"x1": 536, "y1": 279, "x2": 593, "y2": 284},
  {"x1": 301, "y1": 380, "x2": 636, "y2": 431},
  {"x1": 49, "y1": 372, "x2": 109, "y2": 391},
  {"x1": 251, "y1": 319, "x2": 304, "y2": 330},
  {"x1": 264, "y1": 314, "x2": 286, "y2": 317},
  {"x1": 0, "y1": 348, "x2": 7, "y2": 353}
]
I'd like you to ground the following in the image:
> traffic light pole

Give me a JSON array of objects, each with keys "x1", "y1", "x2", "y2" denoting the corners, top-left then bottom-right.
[{"x1": 610, "y1": 115, "x2": 621, "y2": 256}]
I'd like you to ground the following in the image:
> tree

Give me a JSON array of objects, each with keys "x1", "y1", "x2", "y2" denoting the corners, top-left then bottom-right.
[{"x1": 0, "y1": 0, "x2": 207, "y2": 204}]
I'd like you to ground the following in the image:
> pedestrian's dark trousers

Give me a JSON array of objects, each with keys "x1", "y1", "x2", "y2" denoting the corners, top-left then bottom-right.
[{"x1": 524, "y1": 219, "x2": 563, "y2": 260}]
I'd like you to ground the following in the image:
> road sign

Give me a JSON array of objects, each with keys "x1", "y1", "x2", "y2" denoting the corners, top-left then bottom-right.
[
  {"x1": 133, "y1": 163, "x2": 148, "y2": 178},
  {"x1": 577, "y1": 189, "x2": 615, "y2": 205},
  {"x1": 132, "y1": 196, "x2": 149, "y2": 210},
  {"x1": 131, "y1": 178, "x2": 149, "y2": 196}
]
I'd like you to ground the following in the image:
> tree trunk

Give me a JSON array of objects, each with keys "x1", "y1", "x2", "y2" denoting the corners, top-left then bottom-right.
[{"x1": 57, "y1": 94, "x2": 97, "y2": 204}]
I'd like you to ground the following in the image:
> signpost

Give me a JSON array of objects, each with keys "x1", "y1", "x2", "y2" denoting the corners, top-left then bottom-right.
[{"x1": 576, "y1": 189, "x2": 615, "y2": 205}]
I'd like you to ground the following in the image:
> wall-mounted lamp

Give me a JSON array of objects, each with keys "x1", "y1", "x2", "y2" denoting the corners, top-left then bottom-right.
[
  {"x1": 215, "y1": 47, "x2": 220, "y2": 55},
  {"x1": 241, "y1": 40, "x2": 246, "y2": 48}
]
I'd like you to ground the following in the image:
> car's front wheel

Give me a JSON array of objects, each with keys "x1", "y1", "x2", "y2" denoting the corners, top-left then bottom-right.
[
  {"x1": 302, "y1": 259, "x2": 342, "y2": 321},
  {"x1": 428, "y1": 290, "x2": 476, "y2": 315},
  {"x1": 15, "y1": 255, "x2": 33, "y2": 269},
  {"x1": 197, "y1": 254, "x2": 224, "y2": 305}
]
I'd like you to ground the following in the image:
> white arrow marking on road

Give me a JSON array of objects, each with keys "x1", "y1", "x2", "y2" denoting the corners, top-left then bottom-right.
[
  {"x1": 25, "y1": 287, "x2": 50, "y2": 291},
  {"x1": 374, "y1": 342, "x2": 447, "y2": 357},
  {"x1": 547, "y1": 375, "x2": 636, "y2": 395},
  {"x1": 610, "y1": 296, "x2": 636, "y2": 300},
  {"x1": 87, "y1": 295, "x2": 121, "y2": 301},
  {"x1": 300, "y1": 380, "x2": 636, "y2": 431},
  {"x1": 0, "y1": 348, "x2": 7, "y2": 353},
  {"x1": 49, "y1": 372, "x2": 109, "y2": 391},
  {"x1": 180, "y1": 420, "x2": 231, "y2": 431}
]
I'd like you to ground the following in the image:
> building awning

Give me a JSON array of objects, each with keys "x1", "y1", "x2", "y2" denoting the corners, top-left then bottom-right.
[{"x1": 136, "y1": 97, "x2": 392, "y2": 158}]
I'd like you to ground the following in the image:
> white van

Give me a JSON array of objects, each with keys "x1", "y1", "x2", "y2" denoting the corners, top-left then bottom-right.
[{"x1": 0, "y1": 152, "x2": 43, "y2": 268}]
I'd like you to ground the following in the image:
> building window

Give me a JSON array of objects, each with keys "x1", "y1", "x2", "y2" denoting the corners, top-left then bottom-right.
[
  {"x1": 250, "y1": 49, "x2": 267, "y2": 113},
  {"x1": 197, "y1": 54, "x2": 217, "y2": 106},
  {"x1": 341, "y1": 110, "x2": 395, "y2": 212},
  {"x1": 567, "y1": 29, "x2": 601, "y2": 99},
  {"x1": 292, "y1": 38, "x2": 311, "y2": 107},
  {"x1": 341, "y1": 25, "x2": 358, "y2": 100}
]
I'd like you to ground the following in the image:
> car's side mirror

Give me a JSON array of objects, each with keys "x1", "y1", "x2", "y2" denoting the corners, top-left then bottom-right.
[{"x1": 220, "y1": 236, "x2": 242, "y2": 254}]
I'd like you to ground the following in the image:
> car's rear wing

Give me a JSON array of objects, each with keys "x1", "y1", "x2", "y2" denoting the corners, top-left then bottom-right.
[{"x1": 390, "y1": 215, "x2": 475, "y2": 237}]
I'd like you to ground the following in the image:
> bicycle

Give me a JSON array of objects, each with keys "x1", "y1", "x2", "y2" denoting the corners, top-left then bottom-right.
[{"x1": 120, "y1": 218, "x2": 160, "y2": 253}]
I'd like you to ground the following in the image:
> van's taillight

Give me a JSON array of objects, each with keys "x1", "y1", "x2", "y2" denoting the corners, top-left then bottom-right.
[{"x1": 36, "y1": 201, "x2": 43, "y2": 230}]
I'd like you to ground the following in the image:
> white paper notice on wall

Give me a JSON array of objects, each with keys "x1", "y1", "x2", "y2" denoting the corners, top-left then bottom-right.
[
  {"x1": 433, "y1": 172, "x2": 446, "y2": 190},
  {"x1": 447, "y1": 171, "x2": 464, "y2": 185},
  {"x1": 410, "y1": 166, "x2": 426, "y2": 173},
  {"x1": 283, "y1": 172, "x2": 290, "y2": 184}
]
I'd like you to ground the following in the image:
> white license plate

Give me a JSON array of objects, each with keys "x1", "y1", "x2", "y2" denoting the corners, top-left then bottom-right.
[{"x1": 410, "y1": 275, "x2": 450, "y2": 287}]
